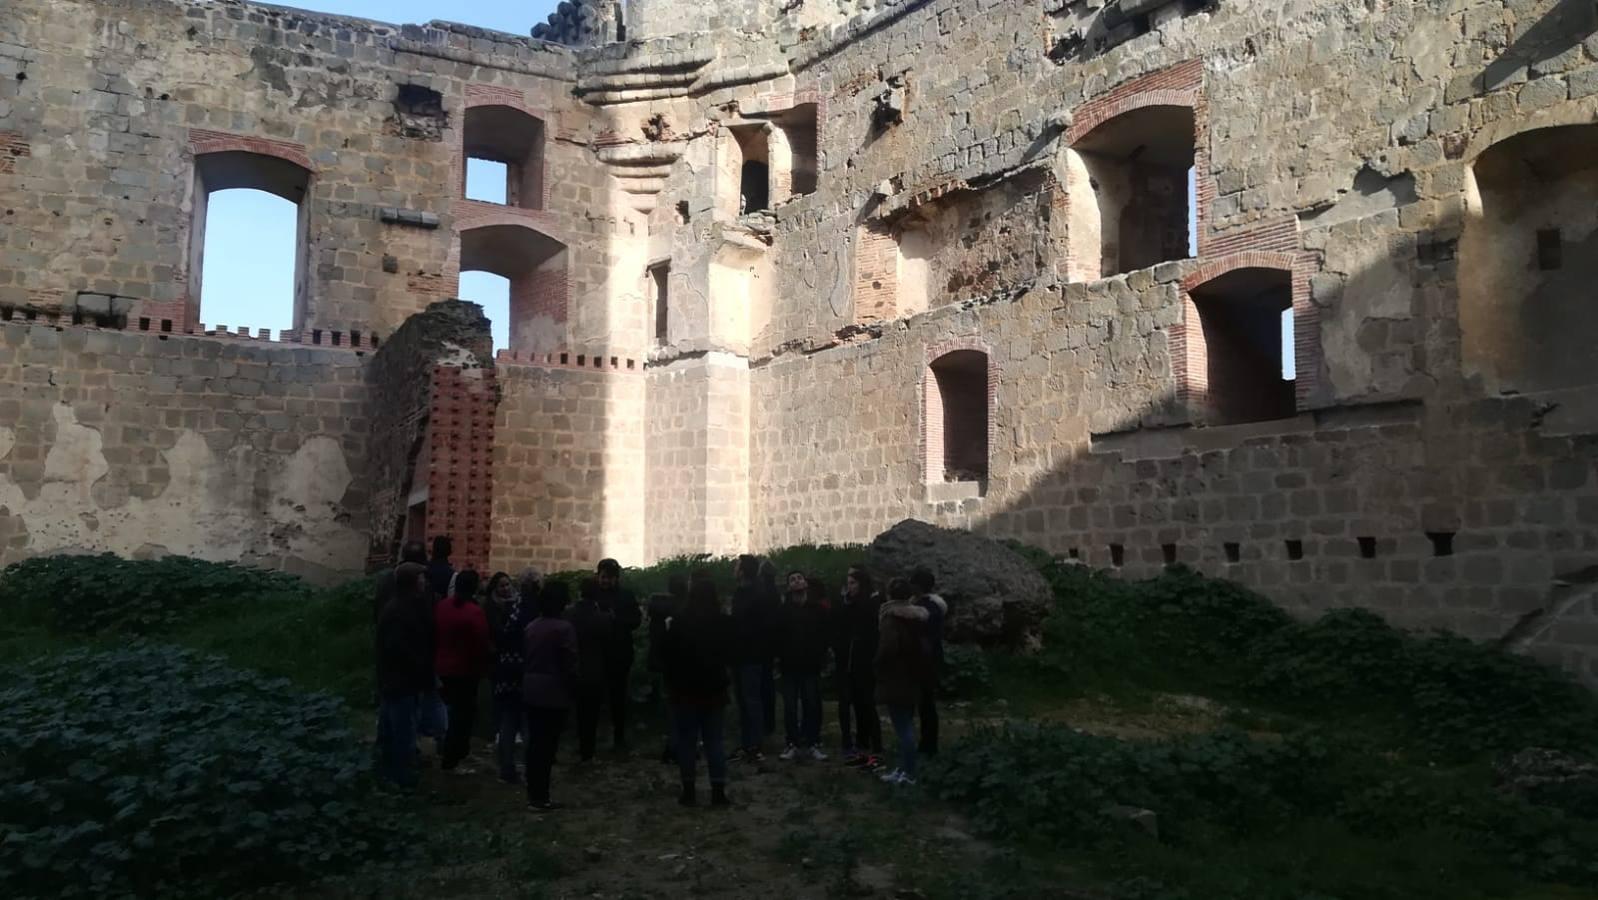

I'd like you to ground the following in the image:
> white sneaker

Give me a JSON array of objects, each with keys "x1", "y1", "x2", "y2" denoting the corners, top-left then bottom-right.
[
  {"x1": 808, "y1": 746, "x2": 829, "y2": 762},
  {"x1": 779, "y1": 744, "x2": 798, "y2": 761},
  {"x1": 896, "y1": 772, "x2": 917, "y2": 787},
  {"x1": 878, "y1": 767, "x2": 903, "y2": 783}
]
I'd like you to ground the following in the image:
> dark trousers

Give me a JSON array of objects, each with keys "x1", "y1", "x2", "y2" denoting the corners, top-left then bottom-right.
[
  {"x1": 674, "y1": 704, "x2": 727, "y2": 786},
  {"x1": 919, "y1": 683, "x2": 939, "y2": 755},
  {"x1": 523, "y1": 705, "x2": 567, "y2": 805},
  {"x1": 836, "y1": 670, "x2": 853, "y2": 752},
  {"x1": 848, "y1": 672, "x2": 882, "y2": 754},
  {"x1": 761, "y1": 663, "x2": 777, "y2": 738},
  {"x1": 734, "y1": 663, "x2": 765, "y2": 750},
  {"x1": 782, "y1": 670, "x2": 822, "y2": 747},
  {"x1": 575, "y1": 682, "x2": 604, "y2": 760},
  {"x1": 377, "y1": 693, "x2": 419, "y2": 787},
  {"x1": 438, "y1": 675, "x2": 480, "y2": 768},
  {"x1": 607, "y1": 653, "x2": 633, "y2": 747}
]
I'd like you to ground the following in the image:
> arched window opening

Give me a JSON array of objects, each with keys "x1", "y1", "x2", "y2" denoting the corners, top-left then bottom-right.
[
  {"x1": 460, "y1": 224, "x2": 567, "y2": 355},
  {"x1": 719, "y1": 124, "x2": 771, "y2": 218},
  {"x1": 188, "y1": 150, "x2": 312, "y2": 333},
  {"x1": 462, "y1": 105, "x2": 546, "y2": 210},
  {"x1": 1188, "y1": 267, "x2": 1295, "y2": 425},
  {"x1": 459, "y1": 270, "x2": 511, "y2": 352},
  {"x1": 1461, "y1": 125, "x2": 1598, "y2": 394},
  {"x1": 925, "y1": 349, "x2": 990, "y2": 486},
  {"x1": 1066, "y1": 104, "x2": 1195, "y2": 280}
]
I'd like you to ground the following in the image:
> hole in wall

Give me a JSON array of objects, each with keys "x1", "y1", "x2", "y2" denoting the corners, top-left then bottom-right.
[
  {"x1": 1110, "y1": 544, "x2": 1125, "y2": 568},
  {"x1": 1224, "y1": 542, "x2": 1241, "y2": 563},
  {"x1": 1161, "y1": 543, "x2": 1177, "y2": 565},
  {"x1": 1285, "y1": 539, "x2": 1304, "y2": 561},
  {"x1": 1427, "y1": 531, "x2": 1455, "y2": 557},
  {"x1": 1358, "y1": 536, "x2": 1377, "y2": 559}
]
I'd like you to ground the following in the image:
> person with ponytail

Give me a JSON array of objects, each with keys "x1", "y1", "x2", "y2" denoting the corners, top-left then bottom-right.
[{"x1": 434, "y1": 568, "x2": 491, "y2": 772}]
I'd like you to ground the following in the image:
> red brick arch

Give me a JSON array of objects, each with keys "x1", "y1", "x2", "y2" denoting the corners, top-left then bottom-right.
[
  {"x1": 187, "y1": 129, "x2": 315, "y2": 173},
  {"x1": 922, "y1": 338, "x2": 1001, "y2": 488},
  {"x1": 1172, "y1": 250, "x2": 1320, "y2": 418}
]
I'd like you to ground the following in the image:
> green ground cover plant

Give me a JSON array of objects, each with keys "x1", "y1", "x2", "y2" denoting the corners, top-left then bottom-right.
[{"x1": 0, "y1": 643, "x2": 414, "y2": 899}]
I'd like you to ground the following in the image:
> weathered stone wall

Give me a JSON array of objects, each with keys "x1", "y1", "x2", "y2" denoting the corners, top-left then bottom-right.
[
  {"x1": 644, "y1": 353, "x2": 751, "y2": 560},
  {"x1": 0, "y1": 320, "x2": 370, "y2": 580},
  {"x1": 491, "y1": 356, "x2": 645, "y2": 575}
]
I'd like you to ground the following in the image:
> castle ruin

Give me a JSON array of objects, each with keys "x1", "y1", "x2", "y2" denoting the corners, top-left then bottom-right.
[{"x1": 1, "y1": 0, "x2": 1596, "y2": 686}]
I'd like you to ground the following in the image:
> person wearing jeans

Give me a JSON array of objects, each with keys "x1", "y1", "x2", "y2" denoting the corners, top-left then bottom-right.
[
  {"x1": 375, "y1": 562, "x2": 432, "y2": 788},
  {"x1": 435, "y1": 570, "x2": 490, "y2": 772},
  {"x1": 487, "y1": 570, "x2": 537, "y2": 783},
  {"x1": 840, "y1": 567, "x2": 884, "y2": 766},
  {"x1": 778, "y1": 571, "x2": 829, "y2": 760},
  {"x1": 522, "y1": 581, "x2": 578, "y2": 811},
  {"x1": 730, "y1": 555, "x2": 772, "y2": 761},
  {"x1": 874, "y1": 577, "x2": 930, "y2": 786},
  {"x1": 664, "y1": 572, "x2": 734, "y2": 806}
]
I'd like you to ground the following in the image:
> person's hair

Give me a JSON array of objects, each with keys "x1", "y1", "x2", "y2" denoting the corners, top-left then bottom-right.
[
  {"x1": 597, "y1": 558, "x2": 621, "y2": 577},
  {"x1": 846, "y1": 566, "x2": 874, "y2": 599},
  {"x1": 518, "y1": 566, "x2": 543, "y2": 599},
  {"x1": 395, "y1": 562, "x2": 427, "y2": 603},
  {"x1": 687, "y1": 578, "x2": 720, "y2": 616},
  {"x1": 887, "y1": 576, "x2": 914, "y2": 602},
  {"x1": 539, "y1": 580, "x2": 571, "y2": 617},
  {"x1": 486, "y1": 571, "x2": 511, "y2": 598},
  {"x1": 432, "y1": 535, "x2": 452, "y2": 560},
  {"x1": 400, "y1": 540, "x2": 427, "y2": 565},
  {"x1": 735, "y1": 554, "x2": 760, "y2": 583},
  {"x1": 756, "y1": 558, "x2": 778, "y2": 593},
  {"x1": 910, "y1": 567, "x2": 936, "y2": 594},
  {"x1": 580, "y1": 577, "x2": 602, "y2": 601},
  {"x1": 667, "y1": 571, "x2": 689, "y2": 600},
  {"x1": 452, "y1": 569, "x2": 480, "y2": 608}
]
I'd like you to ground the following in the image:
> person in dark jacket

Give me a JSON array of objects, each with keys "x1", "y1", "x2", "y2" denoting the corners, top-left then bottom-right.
[
  {"x1": 371, "y1": 541, "x2": 427, "y2": 767},
  {"x1": 778, "y1": 570, "x2": 830, "y2": 761},
  {"x1": 730, "y1": 554, "x2": 772, "y2": 761},
  {"x1": 426, "y1": 535, "x2": 455, "y2": 598},
  {"x1": 435, "y1": 569, "x2": 490, "y2": 772},
  {"x1": 568, "y1": 577, "x2": 614, "y2": 762},
  {"x1": 756, "y1": 558, "x2": 781, "y2": 740},
  {"x1": 648, "y1": 572, "x2": 689, "y2": 764},
  {"x1": 523, "y1": 581, "x2": 579, "y2": 811},
  {"x1": 875, "y1": 577, "x2": 930, "y2": 786},
  {"x1": 486, "y1": 571, "x2": 531, "y2": 783},
  {"x1": 594, "y1": 558, "x2": 642, "y2": 752},
  {"x1": 663, "y1": 573, "x2": 734, "y2": 807},
  {"x1": 910, "y1": 567, "x2": 947, "y2": 756},
  {"x1": 375, "y1": 562, "x2": 431, "y2": 788},
  {"x1": 839, "y1": 566, "x2": 884, "y2": 768}
]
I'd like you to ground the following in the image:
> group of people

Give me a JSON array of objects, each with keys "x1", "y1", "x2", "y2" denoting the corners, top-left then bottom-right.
[{"x1": 372, "y1": 539, "x2": 947, "y2": 812}]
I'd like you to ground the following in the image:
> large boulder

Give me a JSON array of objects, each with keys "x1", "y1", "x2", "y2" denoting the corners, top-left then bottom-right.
[{"x1": 867, "y1": 519, "x2": 1053, "y2": 649}]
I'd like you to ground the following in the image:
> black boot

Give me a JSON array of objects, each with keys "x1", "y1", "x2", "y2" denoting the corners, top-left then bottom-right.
[
  {"x1": 679, "y1": 779, "x2": 697, "y2": 807},
  {"x1": 710, "y1": 783, "x2": 729, "y2": 807}
]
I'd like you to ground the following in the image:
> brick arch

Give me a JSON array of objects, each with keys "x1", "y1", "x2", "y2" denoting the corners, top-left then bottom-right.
[
  {"x1": 456, "y1": 222, "x2": 570, "y2": 356},
  {"x1": 459, "y1": 86, "x2": 552, "y2": 211},
  {"x1": 922, "y1": 339, "x2": 1001, "y2": 489},
  {"x1": 187, "y1": 129, "x2": 315, "y2": 173},
  {"x1": 1172, "y1": 251, "x2": 1320, "y2": 421},
  {"x1": 1065, "y1": 88, "x2": 1200, "y2": 146}
]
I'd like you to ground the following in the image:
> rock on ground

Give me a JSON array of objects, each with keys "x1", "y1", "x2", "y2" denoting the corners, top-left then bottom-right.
[{"x1": 867, "y1": 518, "x2": 1053, "y2": 649}]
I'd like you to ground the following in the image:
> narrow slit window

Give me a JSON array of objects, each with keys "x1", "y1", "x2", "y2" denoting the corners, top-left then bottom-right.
[{"x1": 650, "y1": 262, "x2": 671, "y2": 345}]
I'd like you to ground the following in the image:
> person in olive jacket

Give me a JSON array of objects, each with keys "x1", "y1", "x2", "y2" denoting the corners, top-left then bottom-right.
[{"x1": 875, "y1": 577, "x2": 931, "y2": 787}]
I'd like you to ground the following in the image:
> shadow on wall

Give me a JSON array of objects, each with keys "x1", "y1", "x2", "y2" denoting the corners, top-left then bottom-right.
[{"x1": 1480, "y1": 0, "x2": 1598, "y2": 92}]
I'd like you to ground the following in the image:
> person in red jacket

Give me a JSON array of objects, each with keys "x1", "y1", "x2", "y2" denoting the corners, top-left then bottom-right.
[{"x1": 435, "y1": 569, "x2": 491, "y2": 772}]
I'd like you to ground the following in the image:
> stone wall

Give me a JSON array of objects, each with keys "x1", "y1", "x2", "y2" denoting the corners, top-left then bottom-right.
[{"x1": 0, "y1": 319, "x2": 370, "y2": 580}]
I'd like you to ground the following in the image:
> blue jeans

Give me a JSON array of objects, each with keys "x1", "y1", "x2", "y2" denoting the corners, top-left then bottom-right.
[
  {"x1": 418, "y1": 686, "x2": 448, "y2": 744},
  {"x1": 783, "y1": 671, "x2": 822, "y2": 747},
  {"x1": 493, "y1": 696, "x2": 525, "y2": 781},
  {"x1": 675, "y1": 705, "x2": 728, "y2": 786},
  {"x1": 888, "y1": 704, "x2": 917, "y2": 778},
  {"x1": 378, "y1": 694, "x2": 420, "y2": 787},
  {"x1": 734, "y1": 664, "x2": 765, "y2": 750}
]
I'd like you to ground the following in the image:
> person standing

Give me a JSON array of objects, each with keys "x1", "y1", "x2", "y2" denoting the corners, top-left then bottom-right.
[
  {"x1": 375, "y1": 562, "x2": 432, "y2": 788},
  {"x1": 594, "y1": 558, "x2": 642, "y2": 753},
  {"x1": 910, "y1": 567, "x2": 946, "y2": 756},
  {"x1": 435, "y1": 569, "x2": 490, "y2": 773},
  {"x1": 840, "y1": 566, "x2": 884, "y2": 768},
  {"x1": 522, "y1": 581, "x2": 579, "y2": 811},
  {"x1": 647, "y1": 572, "x2": 689, "y2": 764},
  {"x1": 426, "y1": 535, "x2": 455, "y2": 598},
  {"x1": 486, "y1": 571, "x2": 532, "y2": 783},
  {"x1": 568, "y1": 577, "x2": 614, "y2": 762},
  {"x1": 875, "y1": 578, "x2": 931, "y2": 786},
  {"x1": 756, "y1": 558, "x2": 782, "y2": 741},
  {"x1": 663, "y1": 574, "x2": 733, "y2": 807},
  {"x1": 730, "y1": 555, "x2": 771, "y2": 762},
  {"x1": 371, "y1": 541, "x2": 427, "y2": 766},
  {"x1": 778, "y1": 571, "x2": 829, "y2": 761}
]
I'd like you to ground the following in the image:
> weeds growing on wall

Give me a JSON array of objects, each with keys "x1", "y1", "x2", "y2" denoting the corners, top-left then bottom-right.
[{"x1": 0, "y1": 644, "x2": 414, "y2": 899}]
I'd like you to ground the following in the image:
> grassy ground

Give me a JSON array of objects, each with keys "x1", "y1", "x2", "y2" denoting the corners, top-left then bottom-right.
[{"x1": 5, "y1": 548, "x2": 1598, "y2": 899}]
